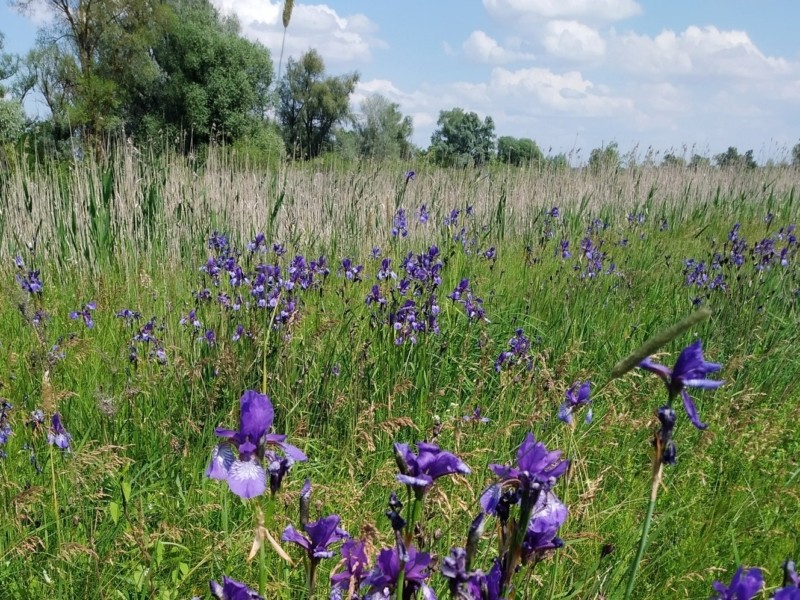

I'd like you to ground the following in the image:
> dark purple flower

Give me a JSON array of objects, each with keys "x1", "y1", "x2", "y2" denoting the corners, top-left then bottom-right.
[
  {"x1": 656, "y1": 405, "x2": 677, "y2": 465},
  {"x1": 209, "y1": 576, "x2": 263, "y2": 600},
  {"x1": 483, "y1": 247, "x2": 496, "y2": 261},
  {"x1": 16, "y1": 269, "x2": 43, "y2": 294},
  {"x1": 392, "y1": 209, "x2": 409, "y2": 238},
  {"x1": 639, "y1": 339, "x2": 723, "y2": 430},
  {"x1": 115, "y1": 308, "x2": 140, "y2": 322},
  {"x1": 340, "y1": 258, "x2": 364, "y2": 282},
  {"x1": 481, "y1": 433, "x2": 568, "y2": 514},
  {"x1": 364, "y1": 546, "x2": 434, "y2": 599},
  {"x1": 48, "y1": 413, "x2": 72, "y2": 451},
  {"x1": 463, "y1": 406, "x2": 490, "y2": 424},
  {"x1": 711, "y1": 566, "x2": 764, "y2": 600},
  {"x1": 405, "y1": 170, "x2": 416, "y2": 183},
  {"x1": 773, "y1": 560, "x2": 800, "y2": 600},
  {"x1": 521, "y1": 491, "x2": 568, "y2": 563},
  {"x1": 394, "y1": 441, "x2": 471, "y2": 494},
  {"x1": 207, "y1": 391, "x2": 306, "y2": 499},
  {"x1": 366, "y1": 285, "x2": 387, "y2": 309},
  {"x1": 330, "y1": 539, "x2": 369, "y2": 594},
  {"x1": 417, "y1": 204, "x2": 429, "y2": 224},
  {"x1": 69, "y1": 301, "x2": 96, "y2": 328},
  {"x1": 377, "y1": 258, "x2": 396, "y2": 281},
  {"x1": 282, "y1": 514, "x2": 349, "y2": 560},
  {"x1": 558, "y1": 381, "x2": 592, "y2": 425}
]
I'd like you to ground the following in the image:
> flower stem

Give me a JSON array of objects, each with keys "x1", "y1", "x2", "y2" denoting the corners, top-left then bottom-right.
[
  {"x1": 49, "y1": 444, "x2": 62, "y2": 547},
  {"x1": 623, "y1": 461, "x2": 664, "y2": 600},
  {"x1": 259, "y1": 537, "x2": 267, "y2": 596},
  {"x1": 306, "y1": 557, "x2": 318, "y2": 599},
  {"x1": 396, "y1": 491, "x2": 423, "y2": 600}
]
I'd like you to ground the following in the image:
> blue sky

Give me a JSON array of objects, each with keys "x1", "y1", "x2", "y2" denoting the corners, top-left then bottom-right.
[{"x1": 3, "y1": 0, "x2": 800, "y2": 161}]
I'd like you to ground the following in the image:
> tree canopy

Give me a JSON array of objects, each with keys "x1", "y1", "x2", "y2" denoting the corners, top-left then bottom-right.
[{"x1": 429, "y1": 107, "x2": 495, "y2": 167}]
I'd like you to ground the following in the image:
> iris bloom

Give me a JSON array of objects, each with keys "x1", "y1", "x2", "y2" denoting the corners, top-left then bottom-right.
[
  {"x1": 282, "y1": 514, "x2": 349, "y2": 560},
  {"x1": 711, "y1": 567, "x2": 763, "y2": 600},
  {"x1": 558, "y1": 381, "x2": 592, "y2": 425},
  {"x1": 209, "y1": 576, "x2": 263, "y2": 600},
  {"x1": 48, "y1": 413, "x2": 72, "y2": 451},
  {"x1": 521, "y1": 491, "x2": 568, "y2": 563},
  {"x1": 330, "y1": 539, "x2": 369, "y2": 596},
  {"x1": 207, "y1": 391, "x2": 306, "y2": 499},
  {"x1": 69, "y1": 302, "x2": 96, "y2": 328},
  {"x1": 394, "y1": 441, "x2": 471, "y2": 495},
  {"x1": 481, "y1": 432, "x2": 568, "y2": 514},
  {"x1": 363, "y1": 546, "x2": 436, "y2": 599},
  {"x1": 639, "y1": 339, "x2": 723, "y2": 430}
]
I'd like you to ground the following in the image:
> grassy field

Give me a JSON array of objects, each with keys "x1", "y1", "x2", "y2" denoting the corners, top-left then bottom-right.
[{"x1": 0, "y1": 148, "x2": 798, "y2": 599}]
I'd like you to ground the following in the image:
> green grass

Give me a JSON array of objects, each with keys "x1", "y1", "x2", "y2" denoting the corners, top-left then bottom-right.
[{"x1": 0, "y1": 151, "x2": 799, "y2": 599}]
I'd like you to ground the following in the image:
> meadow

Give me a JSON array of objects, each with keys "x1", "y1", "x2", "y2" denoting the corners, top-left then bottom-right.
[{"x1": 0, "y1": 147, "x2": 799, "y2": 599}]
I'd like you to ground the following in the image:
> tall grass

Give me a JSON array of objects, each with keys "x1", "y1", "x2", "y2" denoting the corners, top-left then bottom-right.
[{"x1": 0, "y1": 147, "x2": 798, "y2": 599}]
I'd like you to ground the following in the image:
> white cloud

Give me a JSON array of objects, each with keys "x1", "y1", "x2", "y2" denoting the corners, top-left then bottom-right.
[
  {"x1": 611, "y1": 25, "x2": 794, "y2": 79},
  {"x1": 211, "y1": 0, "x2": 385, "y2": 65},
  {"x1": 462, "y1": 30, "x2": 535, "y2": 64},
  {"x1": 542, "y1": 20, "x2": 605, "y2": 60},
  {"x1": 483, "y1": 0, "x2": 641, "y2": 25}
]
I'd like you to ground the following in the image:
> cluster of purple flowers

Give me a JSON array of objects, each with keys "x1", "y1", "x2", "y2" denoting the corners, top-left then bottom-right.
[
  {"x1": 69, "y1": 301, "x2": 96, "y2": 328},
  {"x1": 712, "y1": 559, "x2": 800, "y2": 600},
  {"x1": 392, "y1": 208, "x2": 409, "y2": 238},
  {"x1": 448, "y1": 278, "x2": 487, "y2": 322},
  {"x1": 0, "y1": 400, "x2": 12, "y2": 459},
  {"x1": 495, "y1": 328, "x2": 533, "y2": 372},
  {"x1": 15, "y1": 256, "x2": 43, "y2": 295},
  {"x1": 127, "y1": 316, "x2": 167, "y2": 365}
]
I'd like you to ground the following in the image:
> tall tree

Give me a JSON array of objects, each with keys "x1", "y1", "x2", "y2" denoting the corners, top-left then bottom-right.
[
  {"x1": 588, "y1": 142, "x2": 620, "y2": 172},
  {"x1": 356, "y1": 93, "x2": 413, "y2": 160},
  {"x1": 277, "y1": 49, "x2": 359, "y2": 159},
  {"x1": 12, "y1": 0, "x2": 168, "y2": 138},
  {"x1": 138, "y1": 2, "x2": 274, "y2": 144},
  {"x1": 497, "y1": 136, "x2": 543, "y2": 167},
  {"x1": 714, "y1": 146, "x2": 757, "y2": 169},
  {"x1": 792, "y1": 143, "x2": 800, "y2": 168},
  {"x1": 429, "y1": 107, "x2": 495, "y2": 167},
  {"x1": 0, "y1": 32, "x2": 25, "y2": 143}
]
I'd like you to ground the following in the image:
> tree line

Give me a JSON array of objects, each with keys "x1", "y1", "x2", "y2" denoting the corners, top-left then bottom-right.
[{"x1": 1, "y1": 1, "x2": 799, "y2": 168}]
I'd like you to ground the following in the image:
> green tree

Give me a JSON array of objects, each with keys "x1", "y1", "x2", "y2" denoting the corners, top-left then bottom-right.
[
  {"x1": 355, "y1": 94, "x2": 412, "y2": 160},
  {"x1": 714, "y1": 146, "x2": 757, "y2": 169},
  {"x1": 792, "y1": 143, "x2": 800, "y2": 167},
  {"x1": 588, "y1": 142, "x2": 620, "y2": 172},
  {"x1": 429, "y1": 107, "x2": 495, "y2": 167},
  {"x1": 662, "y1": 153, "x2": 687, "y2": 168},
  {"x1": 140, "y1": 2, "x2": 274, "y2": 145},
  {"x1": 0, "y1": 32, "x2": 26, "y2": 144},
  {"x1": 689, "y1": 154, "x2": 711, "y2": 169},
  {"x1": 277, "y1": 49, "x2": 359, "y2": 159},
  {"x1": 497, "y1": 136, "x2": 543, "y2": 167},
  {"x1": 13, "y1": 0, "x2": 168, "y2": 139}
]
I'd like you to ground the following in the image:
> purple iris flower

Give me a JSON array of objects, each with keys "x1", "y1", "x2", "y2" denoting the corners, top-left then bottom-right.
[
  {"x1": 774, "y1": 560, "x2": 800, "y2": 600},
  {"x1": 639, "y1": 339, "x2": 724, "y2": 430},
  {"x1": 394, "y1": 441, "x2": 471, "y2": 495},
  {"x1": 711, "y1": 566, "x2": 764, "y2": 600},
  {"x1": 417, "y1": 204, "x2": 429, "y2": 224},
  {"x1": 115, "y1": 308, "x2": 140, "y2": 322},
  {"x1": 405, "y1": 170, "x2": 416, "y2": 183},
  {"x1": 209, "y1": 576, "x2": 263, "y2": 600},
  {"x1": 48, "y1": 413, "x2": 72, "y2": 451},
  {"x1": 481, "y1": 433, "x2": 568, "y2": 514},
  {"x1": 16, "y1": 269, "x2": 43, "y2": 294},
  {"x1": 558, "y1": 381, "x2": 592, "y2": 425},
  {"x1": 392, "y1": 209, "x2": 409, "y2": 238},
  {"x1": 330, "y1": 539, "x2": 370, "y2": 595},
  {"x1": 282, "y1": 514, "x2": 349, "y2": 560},
  {"x1": 69, "y1": 302, "x2": 96, "y2": 328},
  {"x1": 463, "y1": 406, "x2": 490, "y2": 424},
  {"x1": 363, "y1": 546, "x2": 435, "y2": 599},
  {"x1": 207, "y1": 391, "x2": 306, "y2": 499},
  {"x1": 521, "y1": 491, "x2": 568, "y2": 563}
]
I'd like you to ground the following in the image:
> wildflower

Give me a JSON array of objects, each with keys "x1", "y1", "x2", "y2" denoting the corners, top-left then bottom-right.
[
  {"x1": 69, "y1": 301, "x2": 96, "y2": 328},
  {"x1": 405, "y1": 170, "x2": 416, "y2": 183},
  {"x1": 521, "y1": 491, "x2": 568, "y2": 564},
  {"x1": 282, "y1": 514, "x2": 349, "y2": 560},
  {"x1": 711, "y1": 566, "x2": 764, "y2": 600},
  {"x1": 639, "y1": 339, "x2": 723, "y2": 429},
  {"x1": 330, "y1": 539, "x2": 369, "y2": 596},
  {"x1": 417, "y1": 204, "x2": 429, "y2": 224},
  {"x1": 209, "y1": 576, "x2": 263, "y2": 600},
  {"x1": 363, "y1": 546, "x2": 435, "y2": 599},
  {"x1": 483, "y1": 247, "x2": 496, "y2": 261},
  {"x1": 207, "y1": 391, "x2": 306, "y2": 499},
  {"x1": 392, "y1": 208, "x2": 409, "y2": 238},
  {"x1": 655, "y1": 406, "x2": 677, "y2": 464},
  {"x1": 394, "y1": 441, "x2": 470, "y2": 495},
  {"x1": 377, "y1": 258, "x2": 397, "y2": 281},
  {"x1": 340, "y1": 258, "x2": 364, "y2": 282},
  {"x1": 772, "y1": 560, "x2": 800, "y2": 600},
  {"x1": 495, "y1": 329, "x2": 533, "y2": 372},
  {"x1": 558, "y1": 381, "x2": 592, "y2": 425},
  {"x1": 16, "y1": 270, "x2": 43, "y2": 294},
  {"x1": 115, "y1": 308, "x2": 140, "y2": 322},
  {"x1": 463, "y1": 406, "x2": 490, "y2": 424},
  {"x1": 365, "y1": 285, "x2": 387, "y2": 309},
  {"x1": 48, "y1": 413, "x2": 72, "y2": 451},
  {"x1": 0, "y1": 401, "x2": 13, "y2": 459},
  {"x1": 481, "y1": 433, "x2": 568, "y2": 514},
  {"x1": 549, "y1": 207, "x2": 560, "y2": 219}
]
